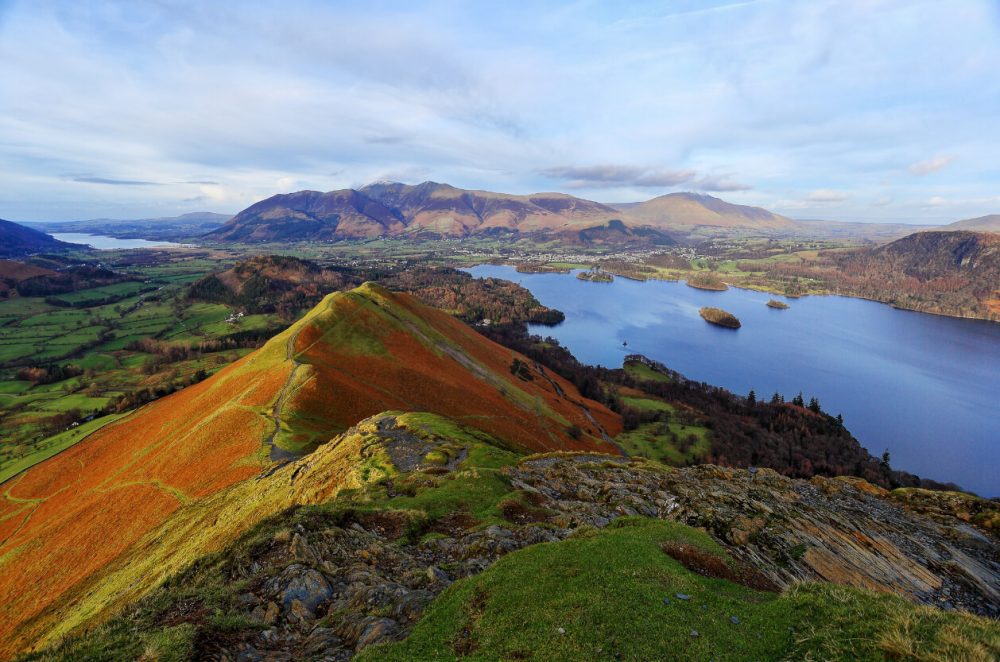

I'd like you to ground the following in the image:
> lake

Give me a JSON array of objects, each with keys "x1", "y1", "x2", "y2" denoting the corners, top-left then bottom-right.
[
  {"x1": 51, "y1": 233, "x2": 186, "y2": 250},
  {"x1": 467, "y1": 265, "x2": 1000, "y2": 497}
]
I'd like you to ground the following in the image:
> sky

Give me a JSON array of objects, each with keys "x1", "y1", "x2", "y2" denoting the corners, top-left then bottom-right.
[{"x1": 1, "y1": 0, "x2": 999, "y2": 223}]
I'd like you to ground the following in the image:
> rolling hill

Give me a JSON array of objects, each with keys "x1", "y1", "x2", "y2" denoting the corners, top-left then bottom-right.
[
  {"x1": 22, "y1": 419, "x2": 1000, "y2": 660},
  {"x1": 204, "y1": 182, "x2": 790, "y2": 242},
  {"x1": 838, "y1": 230, "x2": 1000, "y2": 318},
  {"x1": 0, "y1": 219, "x2": 81, "y2": 258},
  {"x1": 0, "y1": 284, "x2": 620, "y2": 656},
  {"x1": 614, "y1": 192, "x2": 794, "y2": 230},
  {"x1": 763, "y1": 230, "x2": 1000, "y2": 320},
  {"x1": 944, "y1": 214, "x2": 1000, "y2": 232},
  {"x1": 28, "y1": 212, "x2": 231, "y2": 241},
  {"x1": 0, "y1": 260, "x2": 58, "y2": 297}
]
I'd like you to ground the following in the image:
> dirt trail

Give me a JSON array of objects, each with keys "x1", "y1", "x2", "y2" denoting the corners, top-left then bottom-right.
[{"x1": 264, "y1": 328, "x2": 307, "y2": 463}]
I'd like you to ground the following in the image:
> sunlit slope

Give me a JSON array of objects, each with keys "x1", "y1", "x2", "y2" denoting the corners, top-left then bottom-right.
[
  {"x1": 0, "y1": 338, "x2": 292, "y2": 655},
  {"x1": 15, "y1": 412, "x2": 411, "y2": 654},
  {"x1": 275, "y1": 282, "x2": 621, "y2": 453},
  {"x1": 0, "y1": 283, "x2": 620, "y2": 656}
]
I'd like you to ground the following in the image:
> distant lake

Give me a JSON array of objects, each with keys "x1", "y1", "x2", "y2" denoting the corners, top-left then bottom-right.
[
  {"x1": 51, "y1": 233, "x2": 185, "y2": 250},
  {"x1": 467, "y1": 265, "x2": 1000, "y2": 497}
]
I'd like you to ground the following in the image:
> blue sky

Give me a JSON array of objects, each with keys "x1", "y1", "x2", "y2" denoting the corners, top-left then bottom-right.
[{"x1": 1, "y1": 0, "x2": 999, "y2": 223}]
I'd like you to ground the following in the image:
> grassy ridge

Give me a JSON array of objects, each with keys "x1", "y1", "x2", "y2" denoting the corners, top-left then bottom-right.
[
  {"x1": 362, "y1": 518, "x2": 1000, "y2": 661},
  {"x1": 0, "y1": 285, "x2": 622, "y2": 656}
]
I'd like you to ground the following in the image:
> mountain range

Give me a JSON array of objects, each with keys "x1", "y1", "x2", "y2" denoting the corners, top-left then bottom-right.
[
  {"x1": 205, "y1": 182, "x2": 794, "y2": 242},
  {"x1": 24, "y1": 212, "x2": 231, "y2": 242},
  {"x1": 7, "y1": 186, "x2": 999, "y2": 246}
]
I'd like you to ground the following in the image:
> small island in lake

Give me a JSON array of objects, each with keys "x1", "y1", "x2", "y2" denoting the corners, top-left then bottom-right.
[
  {"x1": 685, "y1": 273, "x2": 728, "y2": 291},
  {"x1": 699, "y1": 306, "x2": 741, "y2": 328},
  {"x1": 766, "y1": 299, "x2": 789, "y2": 309},
  {"x1": 577, "y1": 269, "x2": 614, "y2": 282}
]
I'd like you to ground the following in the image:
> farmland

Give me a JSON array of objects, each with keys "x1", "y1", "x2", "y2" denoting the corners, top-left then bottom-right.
[{"x1": 0, "y1": 249, "x2": 282, "y2": 477}]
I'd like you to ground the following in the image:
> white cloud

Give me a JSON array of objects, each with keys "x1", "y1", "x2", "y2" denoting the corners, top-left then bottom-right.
[
  {"x1": 0, "y1": 0, "x2": 998, "y2": 222},
  {"x1": 691, "y1": 175, "x2": 753, "y2": 192},
  {"x1": 806, "y1": 189, "x2": 849, "y2": 203},
  {"x1": 539, "y1": 165, "x2": 693, "y2": 188},
  {"x1": 909, "y1": 155, "x2": 955, "y2": 176}
]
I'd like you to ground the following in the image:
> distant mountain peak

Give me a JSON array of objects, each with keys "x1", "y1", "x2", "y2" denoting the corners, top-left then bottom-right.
[
  {"x1": 616, "y1": 191, "x2": 792, "y2": 229},
  {"x1": 207, "y1": 182, "x2": 791, "y2": 242},
  {"x1": 945, "y1": 214, "x2": 1000, "y2": 233}
]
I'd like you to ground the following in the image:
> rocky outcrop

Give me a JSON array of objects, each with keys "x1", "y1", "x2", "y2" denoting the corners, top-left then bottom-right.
[
  {"x1": 196, "y1": 509, "x2": 568, "y2": 660},
  {"x1": 41, "y1": 419, "x2": 999, "y2": 661},
  {"x1": 507, "y1": 456, "x2": 1000, "y2": 616},
  {"x1": 175, "y1": 453, "x2": 998, "y2": 660}
]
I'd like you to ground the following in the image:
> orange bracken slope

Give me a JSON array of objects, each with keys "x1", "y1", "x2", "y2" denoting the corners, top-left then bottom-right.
[{"x1": 0, "y1": 283, "x2": 619, "y2": 656}]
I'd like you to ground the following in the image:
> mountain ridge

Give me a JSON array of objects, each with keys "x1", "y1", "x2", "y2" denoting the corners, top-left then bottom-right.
[
  {"x1": 944, "y1": 213, "x2": 1000, "y2": 232},
  {"x1": 0, "y1": 284, "x2": 619, "y2": 656},
  {"x1": 612, "y1": 191, "x2": 794, "y2": 229},
  {"x1": 206, "y1": 183, "x2": 792, "y2": 242}
]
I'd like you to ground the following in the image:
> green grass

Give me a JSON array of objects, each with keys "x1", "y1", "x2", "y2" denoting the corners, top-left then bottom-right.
[
  {"x1": 44, "y1": 282, "x2": 154, "y2": 307},
  {"x1": 0, "y1": 380, "x2": 31, "y2": 394},
  {"x1": 35, "y1": 393, "x2": 110, "y2": 412},
  {"x1": 383, "y1": 459, "x2": 515, "y2": 528},
  {"x1": 376, "y1": 418, "x2": 520, "y2": 528},
  {"x1": 72, "y1": 353, "x2": 118, "y2": 371},
  {"x1": 361, "y1": 517, "x2": 1000, "y2": 661},
  {"x1": 616, "y1": 421, "x2": 711, "y2": 465},
  {"x1": 623, "y1": 361, "x2": 672, "y2": 383},
  {"x1": 621, "y1": 395, "x2": 675, "y2": 413}
]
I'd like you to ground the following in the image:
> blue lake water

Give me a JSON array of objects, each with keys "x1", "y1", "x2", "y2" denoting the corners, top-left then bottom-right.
[
  {"x1": 51, "y1": 233, "x2": 185, "y2": 250},
  {"x1": 468, "y1": 265, "x2": 1000, "y2": 497}
]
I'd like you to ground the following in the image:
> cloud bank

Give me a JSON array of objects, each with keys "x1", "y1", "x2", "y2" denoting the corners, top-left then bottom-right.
[{"x1": 0, "y1": 0, "x2": 998, "y2": 222}]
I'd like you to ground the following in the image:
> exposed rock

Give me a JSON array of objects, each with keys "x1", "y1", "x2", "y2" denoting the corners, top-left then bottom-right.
[
  {"x1": 141, "y1": 450, "x2": 1000, "y2": 660},
  {"x1": 507, "y1": 455, "x2": 1000, "y2": 616},
  {"x1": 355, "y1": 617, "x2": 401, "y2": 650},
  {"x1": 266, "y1": 565, "x2": 333, "y2": 613},
  {"x1": 425, "y1": 565, "x2": 450, "y2": 584}
]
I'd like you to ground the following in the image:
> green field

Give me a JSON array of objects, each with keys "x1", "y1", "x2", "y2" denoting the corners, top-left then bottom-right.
[
  {"x1": 617, "y1": 421, "x2": 711, "y2": 465},
  {"x1": 624, "y1": 361, "x2": 672, "y2": 383},
  {"x1": 615, "y1": 395, "x2": 712, "y2": 465},
  {"x1": 621, "y1": 395, "x2": 676, "y2": 413},
  {"x1": 45, "y1": 281, "x2": 155, "y2": 307},
  {"x1": 0, "y1": 251, "x2": 282, "y2": 478}
]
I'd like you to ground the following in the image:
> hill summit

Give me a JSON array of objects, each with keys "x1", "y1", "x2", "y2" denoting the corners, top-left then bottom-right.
[
  {"x1": 945, "y1": 214, "x2": 1000, "y2": 233},
  {"x1": 615, "y1": 192, "x2": 793, "y2": 229},
  {"x1": 0, "y1": 284, "x2": 618, "y2": 656}
]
